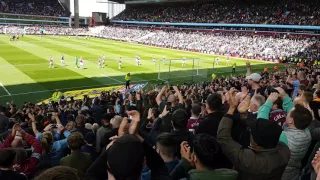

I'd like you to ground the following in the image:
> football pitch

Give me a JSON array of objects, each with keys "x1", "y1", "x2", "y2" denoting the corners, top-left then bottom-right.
[{"x1": 0, "y1": 35, "x2": 279, "y2": 105}]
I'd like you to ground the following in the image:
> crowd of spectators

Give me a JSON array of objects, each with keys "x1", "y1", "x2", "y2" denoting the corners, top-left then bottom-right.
[
  {"x1": 1, "y1": 25, "x2": 319, "y2": 62},
  {"x1": 0, "y1": 0, "x2": 69, "y2": 17},
  {"x1": 2, "y1": 62, "x2": 320, "y2": 180},
  {"x1": 114, "y1": 0, "x2": 320, "y2": 25},
  {"x1": 0, "y1": 25, "x2": 89, "y2": 35},
  {"x1": 98, "y1": 27, "x2": 320, "y2": 62},
  {"x1": 0, "y1": 25, "x2": 319, "y2": 62}
]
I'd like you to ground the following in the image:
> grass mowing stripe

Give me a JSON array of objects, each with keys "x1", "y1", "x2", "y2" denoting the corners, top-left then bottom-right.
[
  {"x1": 0, "y1": 57, "x2": 48, "y2": 94},
  {"x1": 0, "y1": 36, "x2": 113, "y2": 91},
  {"x1": 0, "y1": 35, "x2": 279, "y2": 106},
  {"x1": 26, "y1": 36, "x2": 154, "y2": 74}
]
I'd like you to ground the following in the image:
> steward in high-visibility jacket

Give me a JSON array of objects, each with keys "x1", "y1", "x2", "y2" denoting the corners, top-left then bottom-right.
[
  {"x1": 52, "y1": 90, "x2": 62, "y2": 102},
  {"x1": 125, "y1": 73, "x2": 131, "y2": 90}
]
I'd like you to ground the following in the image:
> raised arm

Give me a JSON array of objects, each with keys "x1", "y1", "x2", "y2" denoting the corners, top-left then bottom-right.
[
  {"x1": 257, "y1": 93, "x2": 279, "y2": 120},
  {"x1": 29, "y1": 113, "x2": 40, "y2": 136},
  {"x1": 275, "y1": 87, "x2": 293, "y2": 114},
  {"x1": 246, "y1": 61, "x2": 251, "y2": 76},
  {"x1": 156, "y1": 86, "x2": 167, "y2": 105},
  {"x1": 20, "y1": 129, "x2": 42, "y2": 177},
  {"x1": 173, "y1": 86, "x2": 183, "y2": 105}
]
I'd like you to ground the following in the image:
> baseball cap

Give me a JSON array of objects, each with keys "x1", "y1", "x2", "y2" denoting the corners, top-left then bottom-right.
[
  {"x1": 107, "y1": 135, "x2": 144, "y2": 179},
  {"x1": 246, "y1": 73, "x2": 262, "y2": 82},
  {"x1": 250, "y1": 119, "x2": 282, "y2": 149}
]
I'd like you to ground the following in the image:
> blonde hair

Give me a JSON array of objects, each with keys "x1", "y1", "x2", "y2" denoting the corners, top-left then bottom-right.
[
  {"x1": 92, "y1": 123, "x2": 100, "y2": 132},
  {"x1": 66, "y1": 122, "x2": 76, "y2": 131},
  {"x1": 85, "y1": 123, "x2": 92, "y2": 130},
  {"x1": 111, "y1": 115, "x2": 123, "y2": 129},
  {"x1": 41, "y1": 131, "x2": 53, "y2": 155}
]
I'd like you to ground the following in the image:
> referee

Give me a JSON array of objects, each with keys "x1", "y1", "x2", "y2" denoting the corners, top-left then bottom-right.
[{"x1": 125, "y1": 73, "x2": 131, "y2": 89}]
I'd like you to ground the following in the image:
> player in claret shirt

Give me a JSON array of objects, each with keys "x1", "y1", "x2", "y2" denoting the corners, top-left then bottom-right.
[
  {"x1": 80, "y1": 56, "x2": 84, "y2": 70},
  {"x1": 49, "y1": 56, "x2": 54, "y2": 68}
]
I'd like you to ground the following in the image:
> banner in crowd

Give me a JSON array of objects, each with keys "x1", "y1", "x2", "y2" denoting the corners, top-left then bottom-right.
[{"x1": 37, "y1": 83, "x2": 147, "y2": 104}]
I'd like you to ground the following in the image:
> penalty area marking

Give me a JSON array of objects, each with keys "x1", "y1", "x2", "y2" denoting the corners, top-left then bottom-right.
[{"x1": 0, "y1": 82, "x2": 11, "y2": 95}]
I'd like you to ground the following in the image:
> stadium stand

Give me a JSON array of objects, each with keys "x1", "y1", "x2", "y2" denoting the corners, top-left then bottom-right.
[
  {"x1": 0, "y1": 0, "x2": 69, "y2": 16},
  {"x1": 2, "y1": 0, "x2": 320, "y2": 180},
  {"x1": 113, "y1": 0, "x2": 320, "y2": 25},
  {"x1": 98, "y1": 26, "x2": 320, "y2": 63}
]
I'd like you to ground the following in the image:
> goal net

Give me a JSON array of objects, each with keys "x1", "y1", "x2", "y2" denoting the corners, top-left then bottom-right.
[{"x1": 157, "y1": 58, "x2": 211, "y2": 83}]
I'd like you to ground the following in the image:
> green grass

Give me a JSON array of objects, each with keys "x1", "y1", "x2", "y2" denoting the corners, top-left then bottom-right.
[{"x1": 0, "y1": 34, "x2": 281, "y2": 106}]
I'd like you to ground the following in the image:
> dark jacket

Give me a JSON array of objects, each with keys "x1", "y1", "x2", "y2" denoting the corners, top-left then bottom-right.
[
  {"x1": 196, "y1": 111, "x2": 233, "y2": 168},
  {"x1": 142, "y1": 159, "x2": 179, "y2": 180},
  {"x1": 76, "y1": 127, "x2": 92, "y2": 137},
  {"x1": 170, "y1": 158, "x2": 238, "y2": 180},
  {"x1": 231, "y1": 112, "x2": 257, "y2": 147},
  {"x1": 310, "y1": 100, "x2": 320, "y2": 121},
  {"x1": 196, "y1": 111, "x2": 224, "y2": 137},
  {"x1": 84, "y1": 141, "x2": 171, "y2": 180},
  {"x1": 0, "y1": 114, "x2": 8, "y2": 134},
  {"x1": 96, "y1": 124, "x2": 113, "y2": 153},
  {"x1": 217, "y1": 114, "x2": 291, "y2": 180},
  {"x1": 92, "y1": 105, "x2": 106, "y2": 125},
  {"x1": 60, "y1": 150, "x2": 92, "y2": 179},
  {"x1": 172, "y1": 129, "x2": 194, "y2": 159},
  {"x1": 0, "y1": 170, "x2": 27, "y2": 180}
]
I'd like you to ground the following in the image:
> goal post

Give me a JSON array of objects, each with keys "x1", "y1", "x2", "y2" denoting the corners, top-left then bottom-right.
[{"x1": 157, "y1": 58, "x2": 211, "y2": 83}]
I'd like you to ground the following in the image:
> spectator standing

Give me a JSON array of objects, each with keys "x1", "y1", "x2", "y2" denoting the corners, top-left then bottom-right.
[
  {"x1": 0, "y1": 106, "x2": 9, "y2": 134},
  {"x1": 0, "y1": 149, "x2": 27, "y2": 180},
  {"x1": 196, "y1": 93, "x2": 224, "y2": 137},
  {"x1": 60, "y1": 132, "x2": 92, "y2": 179},
  {"x1": 310, "y1": 89, "x2": 320, "y2": 121},
  {"x1": 246, "y1": 73, "x2": 263, "y2": 96},
  {"x1": 75, "y1": 115, "x2": 91, "y2": 137},
  {"x1": 142, "y1": 133, "x2": 179, "y2": 180},
  {"x1": 171, "y1": 134, "x2": 238, "y2": 180},
  {"x1": 82, "y1": 132, "x2": 97, "y2": 162},
  {"x1": 156, "y1": 108, "x2": 194, "y2": 158},
  {"x1": 0, "y1": 121, "x2": 15, "y2": 142},
  {"x1": 259, "y1": 90, "x2": 313, "y2": 180},
  {"x1": 95, "y1": 113, "x2": 114, "y2": 154},
  {"x1": 218, "y1": 88, "x2": 290, "y2": 180},
  {"x1": 92, "y1": 98, "x2": 106, "y2": 125},
  {"x1": 186, "y1": 103, "x2": 201, "y2": 132},
  {"x1": 0, "y1": 124, "x2": 42, "y2": 178}
]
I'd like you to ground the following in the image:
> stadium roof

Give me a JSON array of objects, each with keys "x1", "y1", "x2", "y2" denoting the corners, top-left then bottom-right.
[
  {"x1": 106, "y1": 0, "x2": 296, "y2": 4},
  {"x1": 106, "y1": 0, "x2": 197, "y2": 4}
]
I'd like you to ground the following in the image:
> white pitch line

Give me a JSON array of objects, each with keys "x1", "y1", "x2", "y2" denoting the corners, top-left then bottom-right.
[
  {"x1": 0, "y1": 82, "x2": 11, "y2": 96},
  {"x1": 100, "y1": 74, "x2": 123, "y2": 83}
]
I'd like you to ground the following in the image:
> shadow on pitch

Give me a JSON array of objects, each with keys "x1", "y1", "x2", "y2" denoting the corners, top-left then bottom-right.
[{"x1": 0, "y1": 64, "x2": 281, "y2": 106}]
